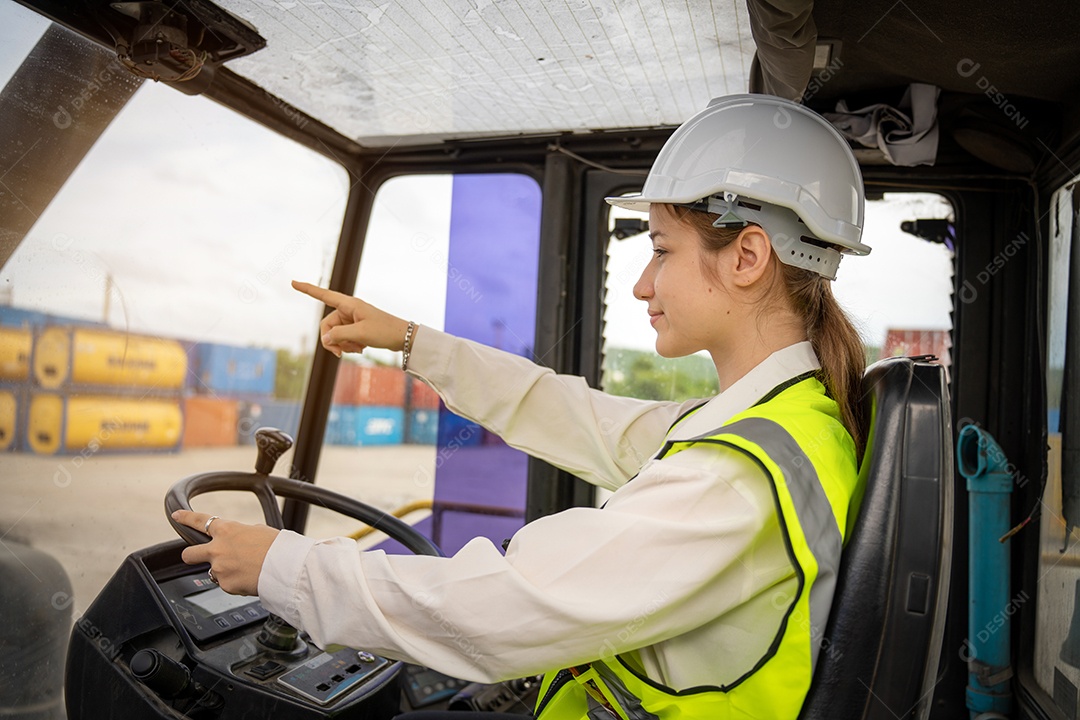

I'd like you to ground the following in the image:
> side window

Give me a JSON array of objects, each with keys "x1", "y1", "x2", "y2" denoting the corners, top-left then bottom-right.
[
  {"x1": 1033, "y1": 179, "x2": 1078, "y2": 712},
  {"x1": 603, "y1": 206, "x2": 719, "y2": 402},
  {"x1": 602, "y1": 193, "x2": 955, "y2": 402},
  {"x1": 834, "y1": 193, "x2": 955, "y2": 366},
  {"x1": 1, "y1": 15, "x2": 347, "y2": 624},
  {"x1": 307, "y1": 174, "x2": 542, "y2": 555}
]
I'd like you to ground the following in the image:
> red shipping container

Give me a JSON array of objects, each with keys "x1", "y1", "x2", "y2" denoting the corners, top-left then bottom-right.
[
  {"x1": 182, "y1": 396, "x2": 239, "y2": 447},
  {"x1": 409, "y1": 378, "x2": 441, "y2": 409},
  {"x1": 880, "y1": 329, "x2": 951, "y2": 367},
  {"x1": 332, "y1": 364, "x2": 406, "y2": 406}
]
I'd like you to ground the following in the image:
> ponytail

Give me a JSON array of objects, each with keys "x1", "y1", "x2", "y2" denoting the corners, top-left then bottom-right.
[{"x1": 780, "y1": 265, "x2": 867, "y2": 457}]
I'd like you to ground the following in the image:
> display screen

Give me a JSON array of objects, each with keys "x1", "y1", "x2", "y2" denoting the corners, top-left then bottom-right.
[{"x1": 186, "y1": 586, "x2": 256, "y2": 617}]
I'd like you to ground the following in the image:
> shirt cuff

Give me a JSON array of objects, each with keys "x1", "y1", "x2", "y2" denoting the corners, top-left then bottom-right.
[
  {"x1": 404, "y1": 325, "x2": 451, "y2": 387},
  {"x1": 258, "y1": 529, "x2": 316, "y2": 624}
]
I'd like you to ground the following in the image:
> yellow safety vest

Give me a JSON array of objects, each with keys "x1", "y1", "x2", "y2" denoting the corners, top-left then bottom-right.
[{"x1": 534, "y1": 374, "x2": 860, "y2": 720}]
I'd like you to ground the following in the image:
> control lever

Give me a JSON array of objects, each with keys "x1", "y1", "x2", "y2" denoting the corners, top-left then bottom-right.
[
  {"x1": 257, "y1": 614, "x2": 308, "y2": 657},
  {"x1": 254, "y1": 428, "x2": 293, "y2": 475},
  {"x1": 131, "y1": 649, "x2": 191, "y2": 698},
  {"x1": 131, "y1": 649, "x2": 222, "y2": 711},
  {"x1": 249, "y1": 428, "x2": 309, "y2": 655}
]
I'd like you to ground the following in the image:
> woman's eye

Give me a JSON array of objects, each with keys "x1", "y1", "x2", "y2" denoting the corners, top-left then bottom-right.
[{"x1": 652, "y1": 248, "x2": 667, "y2": 258}]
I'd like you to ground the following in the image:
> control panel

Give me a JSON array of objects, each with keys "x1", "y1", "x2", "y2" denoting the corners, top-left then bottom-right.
[
  {"x1": 158, "y1": 573, "x2": 269, "y2": 643},
  {"x1": 276, "y1": 647, "x2": 389, "y2": 705},
  {"x1": 151, "y1": 565, "x2": 398, "y2": 710},
  {"x1": 402, "y1": 664, "x2": 470, "y2": 707}
]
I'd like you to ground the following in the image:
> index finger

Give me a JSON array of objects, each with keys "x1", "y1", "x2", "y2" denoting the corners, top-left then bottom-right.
[
  {"x1": 172, "y1": 509, "x2": 213, "y2": 533},
  {"x1": 292, "y1": 280, "x2": 353, "y2": 308}
]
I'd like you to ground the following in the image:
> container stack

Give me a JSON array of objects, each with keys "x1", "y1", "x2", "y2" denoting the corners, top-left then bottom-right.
[
  {"x1": 407, "y1": 377, "x2": 440, "y2": 445},
  {"x1": 1, "y1": 304, "x2": 450, "y2": 453},
  {"x1": 0, "y1": 325, "x2": 31, "y2": 452},
  {"x1": 184, "y1": 343, "x2": 279, "y2": 448},
  {"x1": 25, "y1": 326, "x2": 185, "y2": 455},
  {"x1": 326, "y1": 364, "x2": 406, "y2": 446}
]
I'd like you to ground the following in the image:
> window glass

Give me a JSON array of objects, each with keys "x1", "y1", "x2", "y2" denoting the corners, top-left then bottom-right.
[
  {"x1": 308, "y1": 173, "x2": 542, "y2": 555},
  {"x1": 835, "y1": 193, "x2": 955, "y2": 364},
  {"x1": 1034, "y1": 179, "x2": 1078, "y2": 710},
  {"x1": 604, "y1": 206, "x2": 719, "y2": 403},
  {"x1": 0, "y1": 6, "x2": 347, "y2": 626},
  {"x1": 603, "y1": 193, "x2": 955, "y2": 401}
]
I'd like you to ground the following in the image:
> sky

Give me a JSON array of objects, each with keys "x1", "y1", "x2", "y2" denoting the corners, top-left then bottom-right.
[{"x1": 1, "y1": 1, "x2": 954, "y2": 360}]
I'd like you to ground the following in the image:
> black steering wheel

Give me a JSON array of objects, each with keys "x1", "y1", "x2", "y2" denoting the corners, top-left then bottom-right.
[{"x1": 165, "y1": 427, "x2": 443, "y2": 557}]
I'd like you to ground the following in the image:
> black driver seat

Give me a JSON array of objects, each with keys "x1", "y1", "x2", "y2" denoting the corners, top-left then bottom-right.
[{"x1": 798, "y1": 356, "x2": 954, "y2": 720}]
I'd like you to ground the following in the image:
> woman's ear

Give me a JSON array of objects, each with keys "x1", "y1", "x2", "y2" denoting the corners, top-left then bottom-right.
[{"x1": 730, "y1": 226, "x2": 774, "y2": 287}]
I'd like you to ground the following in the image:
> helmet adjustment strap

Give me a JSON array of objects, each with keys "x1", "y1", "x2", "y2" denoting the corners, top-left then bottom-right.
[{"x1": 684, "y1": 192, "x2": 844, "y2": 281}]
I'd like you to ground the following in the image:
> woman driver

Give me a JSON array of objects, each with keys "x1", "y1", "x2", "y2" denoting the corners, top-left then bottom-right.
[{"x1": 174, "y1": 94, "x2": 871, "y2": 720}]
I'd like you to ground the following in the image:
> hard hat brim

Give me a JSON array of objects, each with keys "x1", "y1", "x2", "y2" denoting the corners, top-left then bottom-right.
[{"x1": 607, "y1": 191, "x2": 871, "y2": 256}]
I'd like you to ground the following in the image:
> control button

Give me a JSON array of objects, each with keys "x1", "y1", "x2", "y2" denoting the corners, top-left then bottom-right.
[
  {"x1": 245, "y1": 608, "x2": 260, "y2": 618},
  {"x1": 247, "y1": 661, "x2": 285, "y2": 680},
  {"x1": 214, "y1": 618, "x2": 229, "y2": 628},
  {"x1": 316, "y1": 683, "x2": 331, "y2": 692},
  {"x1": 357, "y1": 651, "x2": 376, "y2": 663},
  {"x1": 231, "y1": 613, "x2": 246, "y2": 623}
]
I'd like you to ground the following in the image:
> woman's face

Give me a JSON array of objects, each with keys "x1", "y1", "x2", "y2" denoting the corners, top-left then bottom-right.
[{"x1": 633, "y1": 206, "x2": 734, "y2": 359}]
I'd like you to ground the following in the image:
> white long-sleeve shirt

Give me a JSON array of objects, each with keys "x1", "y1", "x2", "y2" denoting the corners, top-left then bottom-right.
[{"x1": 258, "y1": 328, "x2": 822, "y2": 690}]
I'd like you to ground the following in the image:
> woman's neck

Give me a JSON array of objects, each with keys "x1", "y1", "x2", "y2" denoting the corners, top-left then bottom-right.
[{"x1": 709, "y1": 319, "x2": 809, "y2": 391}]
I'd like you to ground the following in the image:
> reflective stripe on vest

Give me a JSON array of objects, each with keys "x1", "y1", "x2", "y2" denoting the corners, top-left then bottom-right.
[
  {"x1": 534, "y1": 377, "x2": 858, "y2": 720},
  {"x1": 713, "y1": 417, "x2": 842, "y2": 672}
]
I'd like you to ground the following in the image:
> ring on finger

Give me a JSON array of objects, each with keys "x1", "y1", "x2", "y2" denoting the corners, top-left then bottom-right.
[
  {"x1": 208, "y1": 568, "x2": 218, "y2": 584},
  {"x1": 204, "y1": 515, "x2": 220, "y2": 534}
]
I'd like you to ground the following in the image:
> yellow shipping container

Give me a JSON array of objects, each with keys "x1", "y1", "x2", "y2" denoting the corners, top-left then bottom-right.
[
  {"x1": 0, "y1": 387, "x2": 17, "y2": 451},
  {"x1": 27, "y1": 394, "x2": 183, "y2": 455},
  {"x1": 33, "y1": 327, "x2": 186, "y2": 391},
  {"x1": 0, "y1": 327, "x2": 32, "y2": 381}
]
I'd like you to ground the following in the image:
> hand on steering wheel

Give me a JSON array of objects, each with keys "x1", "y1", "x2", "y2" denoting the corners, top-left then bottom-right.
[
  {"x1": 167, "y1": 428, "x2": 443, "y2": 598},
  {"x1": 172, "y1": 510, "x2": 280, "y2": 595}
]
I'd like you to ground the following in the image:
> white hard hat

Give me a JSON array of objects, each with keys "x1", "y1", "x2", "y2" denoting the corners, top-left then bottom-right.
[{"x1": 607, "y1": 94, "x2": 870, "y2": 280}]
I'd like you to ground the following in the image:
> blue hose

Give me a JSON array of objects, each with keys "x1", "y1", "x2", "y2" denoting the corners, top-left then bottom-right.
[{"x1": 957, "y1": 424, "x2": 1017, "y2": 719}]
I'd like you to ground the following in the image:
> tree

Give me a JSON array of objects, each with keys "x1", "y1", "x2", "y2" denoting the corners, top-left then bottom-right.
[{"x1": 603, "y1": 348, "x2": 719, "y2": 402}]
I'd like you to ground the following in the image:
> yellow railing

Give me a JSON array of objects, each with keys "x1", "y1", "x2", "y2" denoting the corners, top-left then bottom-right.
[{"x1": 348, "y1": 500, "x2": 433, "y2": 541}]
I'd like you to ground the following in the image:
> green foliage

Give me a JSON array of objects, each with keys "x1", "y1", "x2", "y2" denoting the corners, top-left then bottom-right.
[
  {"x1": 603, "y1": 348, "x2": 719, "y2": 402},
  {"x1": 275, "y1": 348, "x2": 310, "y2": 400}
]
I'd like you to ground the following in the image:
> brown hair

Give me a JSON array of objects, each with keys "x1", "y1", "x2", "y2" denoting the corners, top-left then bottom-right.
[{"x1": 658, "y1": 204, "x2": 867, "y2": 455}]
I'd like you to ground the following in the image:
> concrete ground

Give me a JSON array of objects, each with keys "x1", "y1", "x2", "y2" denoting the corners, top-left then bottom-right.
[{"x1": 1, "y1": 445, "x2": 436, "y2": 617}]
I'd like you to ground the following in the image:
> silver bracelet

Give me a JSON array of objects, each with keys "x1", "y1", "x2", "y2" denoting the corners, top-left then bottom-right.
[{"x1": 401, "y1": 321, "x2": 417, "y2": 371}]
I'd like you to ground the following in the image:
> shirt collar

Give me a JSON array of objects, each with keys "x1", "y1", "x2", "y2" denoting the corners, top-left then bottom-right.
[{"x1": 667, "y1": 341, "x2": 821, "y2": 442}]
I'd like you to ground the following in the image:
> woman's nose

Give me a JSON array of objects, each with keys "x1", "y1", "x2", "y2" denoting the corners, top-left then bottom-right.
[{"x1": 633, "y1": 264, "x2": 653, "y2": 301}]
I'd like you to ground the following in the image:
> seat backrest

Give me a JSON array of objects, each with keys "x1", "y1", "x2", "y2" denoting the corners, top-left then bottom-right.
[{"x1": 798, "y1": 356, "x2": 954, "y2": 720}]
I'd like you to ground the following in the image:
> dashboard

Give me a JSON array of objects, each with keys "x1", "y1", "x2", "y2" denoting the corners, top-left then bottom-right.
[{"x1": 66, "y1": 540, "x2": 404, "y2": 719}]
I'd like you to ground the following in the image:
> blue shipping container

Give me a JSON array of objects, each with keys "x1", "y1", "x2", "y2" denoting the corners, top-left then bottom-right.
[
  {"x1": 325, "y1": 405, "x2": 360, "y2": 446},
  {"x1": 406, "y1": 409, "x2": 438, "y2": 445},
  {"x1": 189, "y1": 343, "x2": 276, "y2": 397},
  {"x1": 0, "y1": 307, "x2": 47, "y2": 329},
  {"x1": 0, "y1": 307, "x2": 107, "y2": 330},
  {"x1": 237, "y1": 399, "x2": 301, "y2": 446},
  {"x1": 325, "y1": 406, "x2": 404, "y2": 446}
]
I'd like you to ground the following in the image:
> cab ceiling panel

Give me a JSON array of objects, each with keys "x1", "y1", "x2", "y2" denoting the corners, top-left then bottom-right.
[
  {"x1": 811, "y1": 0, "x2": 1080, "y2": 105},
  {"x1": 216, "y1": 0, "x2": 757, "y2": 146}
]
